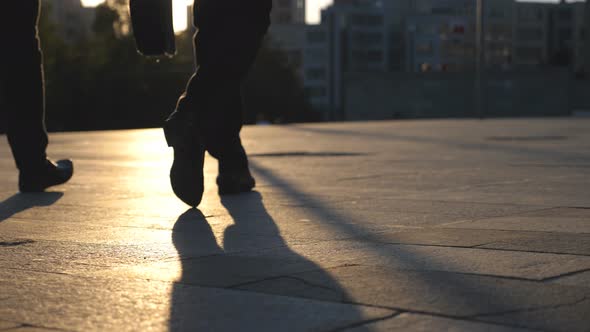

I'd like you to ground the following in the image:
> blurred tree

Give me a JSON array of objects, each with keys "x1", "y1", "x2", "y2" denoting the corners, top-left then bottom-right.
[
  {"x1": 37, "y1": 1, "x2": 315, "y2": 132},
  {"x1": 243, "y1": 38, "x2": 317, "y2": 124},
  {"x1": 105, "y1": 0, "x2": 131, "y2": 36}
]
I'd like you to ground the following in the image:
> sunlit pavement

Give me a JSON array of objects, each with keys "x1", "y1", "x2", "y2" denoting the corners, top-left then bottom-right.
[{"x1": 1, "y1": 118, "x2": 590, "y2": 331}]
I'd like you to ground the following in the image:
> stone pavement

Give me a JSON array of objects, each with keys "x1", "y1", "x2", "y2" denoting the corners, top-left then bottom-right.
[{"x1": 1, "y1": 118, "x2": 589, "y2": 332}]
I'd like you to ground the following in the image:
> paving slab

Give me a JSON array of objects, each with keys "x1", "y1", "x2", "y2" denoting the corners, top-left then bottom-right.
[
  {"x1": 0, "y1": 269, "x2": 393, "y2": 332},
  {"x1": 347, "y1": 313, "x2": 534, "y2": 332},
  {"x1": 0, "y1": 320, "x2": 21, "y2": 330},
  {"x1": 476, "y1": 231, "x2": 590, "y2": 256},
  {"x1": 228, "y1": 240, "x2": 590, "y2": 280},
  {"x1": 2, "y1": 119, "x2": 590, "y2": 330},
  {"x1": 445, "y1": 208, "x2": 590, "y2": 234},
  {"x1": 475, "y1": 297, "x2": 590, "y2": 332},
  {"x1": 3, "y1": 327, "x2": 57, "y2": 332},
  {"x1": 236, "y1": 265, "x2": 590, "y2": 322},
  {"x1": 363, "y1": 228, "x2": 590, "y2": 256},
  {"x1": 547, "y1": 270, "x2": 590, "y2": 289}
]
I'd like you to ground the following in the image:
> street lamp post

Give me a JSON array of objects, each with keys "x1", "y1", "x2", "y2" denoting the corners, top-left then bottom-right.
[{"x1": 475, "y1": 0, "x2": 485, "y2": 118}]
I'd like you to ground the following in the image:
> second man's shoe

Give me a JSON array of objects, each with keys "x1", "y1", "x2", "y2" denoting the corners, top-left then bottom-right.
[
  {"x1": 19, "y1": 159, "x2": 74, "y2": 193},
  {"x1": 216, "y1": 168, "x2": 256, "y2": 195},
  {"x1": 164, "y1": 111, "x2": 205, "y2": 208}
]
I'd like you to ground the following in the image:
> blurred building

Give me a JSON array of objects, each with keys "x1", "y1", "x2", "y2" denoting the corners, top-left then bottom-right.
[
  {"x1": 267, "y1": 0, "x2": 306, "y2": 76},
  {"x1": 45, "y1": 0, "x2": 95, "y2": 43},
  {"x1": 513, "y1": 1, "x2": 586, "y2": 69},
  {"x1": 380, "y1": 0, "x2": 414, "y2": 70},
  {"x1": 268, "y1": 24, "x2": 306, "y2": 76},
  {"x1": 586, "y1": 0, "x2": 590, "y2": 74},
  {"x1": 402, "y1": 0, "x2": 586, "y2": 72},
  {"x1": 303, "y1": 24, "x2": 330, "y2": 112},
  {"x1": 512, "y1": 2, "x2": 550, "y2": 66},
  {"x1": 299, "y1": 0, "x2": 589, "y2": 120},
  {"x1": 302, "y1": 0, "x2": 387, "y2": 119},
  {"x1": 560, "y1": 1, "x2": 587, "y2": 73},
  {"x1": 271, "y1": 0, "x2": 306, "y2": 24},
  {"x1": 404, "y1": 0, "x2": 514, "y2": 72}
]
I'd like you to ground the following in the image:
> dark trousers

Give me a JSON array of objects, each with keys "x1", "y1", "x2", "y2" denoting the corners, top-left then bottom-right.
[
  {"x1": 0, "y1": 1, "x2": 48, "y2": 171},
  {"x1": 174, "y1": 0, "x2": 272, "y2": 172}
]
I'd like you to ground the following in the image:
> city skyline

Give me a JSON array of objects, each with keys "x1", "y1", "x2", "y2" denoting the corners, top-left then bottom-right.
[
  {"x1": 79, "y1": 0, "x2": 584, "y2": 31},
  {"x1": 79, "y1": 0, "x2": 332, "y2": 30}
]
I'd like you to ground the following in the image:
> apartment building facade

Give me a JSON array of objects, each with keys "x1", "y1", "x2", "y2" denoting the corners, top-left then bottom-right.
[
  {"x1": 302, "y1": 0, "x2": 387, "y2": 119},
  {"x1": 404, "y1": 0, "x2": 515, "y2": 72},
  {"x1": 402, "y1": 0, "x2": 586, "y2": 72},
  {"x1": 271, "y1": 0, "x2": 306, "y2": 24}
]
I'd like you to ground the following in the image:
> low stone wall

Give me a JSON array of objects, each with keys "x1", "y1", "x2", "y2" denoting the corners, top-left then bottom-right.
[
  {"x1": 343, "y1": 69, "x2": 586, "y2": 120},
  {"x1": 572, "y1": 80, "x2": 590, "y2": 111}
]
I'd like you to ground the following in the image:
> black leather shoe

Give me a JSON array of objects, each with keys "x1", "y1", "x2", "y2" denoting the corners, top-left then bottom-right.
[
  {"x1": 164, "y1": 112, "x2": 205, "y2": 207},
  {"x1": 216, "y1": 168, "x2": 256, "y2": 195},
  {"x1": 19, "y1": 159, "x2": 74, "y2": 193}
]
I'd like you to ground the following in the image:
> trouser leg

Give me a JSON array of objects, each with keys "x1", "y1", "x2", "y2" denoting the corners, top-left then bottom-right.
[
  {"x1": 0, "y1": 0, "x2": 48, "y2": 171},
  {"x1": 174, "y1": 0, "x2": 271, "y2": 172}
]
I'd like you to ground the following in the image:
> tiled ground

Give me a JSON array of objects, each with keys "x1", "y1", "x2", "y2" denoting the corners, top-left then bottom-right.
[{"x1": 1, "y1": 118, "x2": 589, "y2": 331}]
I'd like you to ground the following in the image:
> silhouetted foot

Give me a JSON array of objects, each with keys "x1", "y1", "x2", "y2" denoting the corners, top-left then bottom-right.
[
  {"x1": 217, "y1": 168, "x2": 256, "y2": 195},
  {"x1": 19, "y1": 159, "x2": 74, "y2": 193},
  {"x1": 164, "y1": 111, "x2": 205, "y2": 207}
]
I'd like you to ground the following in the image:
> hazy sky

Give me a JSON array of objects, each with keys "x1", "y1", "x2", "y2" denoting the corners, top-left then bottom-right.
[{"x1": 80, "y1": 0, "x2": 581, "y2": 31}]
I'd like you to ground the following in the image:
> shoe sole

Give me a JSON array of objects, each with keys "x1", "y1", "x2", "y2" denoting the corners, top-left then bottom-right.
[{"x1": 170, "y1": 158, "x2": 204, "y2": 208}]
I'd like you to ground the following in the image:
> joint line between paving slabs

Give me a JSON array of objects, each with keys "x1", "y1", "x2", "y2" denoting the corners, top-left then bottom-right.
[
  {"x1": 329, "y1": 311, "x2": 402, "y2": 332},
  {"x1": 226, "y1": 265, "x2": 362, "y2": 291},
  {"x1": 541, "y1": 268, "x2": 590, "y2": 282},
  {"x1": 435, "y1": 206, "x2": 563, "y2": 228},
  {"x1": 0, "y1": 323, "x2": 73, "y2": 332},
  {"x1": 469, "y1": 296, "x2": 589, "y2": 320},
  {"x1": 468, "y1": 244, "x2": 590, "y2": 257},
  {"x1": 2, "y1": 266, "x2": 73, "y2": 277}
]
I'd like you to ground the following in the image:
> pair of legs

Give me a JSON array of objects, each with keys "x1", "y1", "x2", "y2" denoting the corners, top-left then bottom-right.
[
  {"x1": 0, "y1": 1, "x2": 73, "y2": 192},
  {"x1": 164, "y1": 0, "x2": 272, "y2": 206}
]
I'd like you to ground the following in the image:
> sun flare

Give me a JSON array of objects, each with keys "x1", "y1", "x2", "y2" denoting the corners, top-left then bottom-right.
[{"x1": 81, "y1": 0, "x2": 193, "y2": 32}]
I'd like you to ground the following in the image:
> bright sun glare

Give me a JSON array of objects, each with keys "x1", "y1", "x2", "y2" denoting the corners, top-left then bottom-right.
[
  {"x1": 80, "y1": 0, "x2": 584, "y2": 31},
  {"x1": 81, "y1": 0, "x2": 193, "y2": 32},
  {"x1": 80, "y1": 0, "x2": 336, "y2": 30}
]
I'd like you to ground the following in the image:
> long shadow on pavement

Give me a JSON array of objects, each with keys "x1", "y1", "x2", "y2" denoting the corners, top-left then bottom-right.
[
  {"x1": 287, "y1": 125, "x2": 590, "y2": 163},
  {"x1": 168, "y1": 192, "x2": 374, "y2": 331},
  {"x1": 0, "y1": 192, "x2": 63, "y2": 223},
  {"x1": 246, "y1": 160, "x2": 590, "y2": 330}
]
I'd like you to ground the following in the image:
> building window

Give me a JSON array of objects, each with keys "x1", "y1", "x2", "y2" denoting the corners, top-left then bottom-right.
[
  {"x1": 277, "y1": 0, "x2": 291, "y2": 8},
  {"x1": 559, "y1": 28, "x2": 573, "y2": 41},
  {"x1": 515, "y1": 46, "x2": 544, "y2": 62},
  {"x1": 306, "y1": 68, "x2": 326, "y2": 80},
  {"x1": 307, "y1": 31, "x2": 326, "y2": 43},
  {"x1": 518, "y1": 7, "x2": 544, "y2": 22},
  {"x1": 305, "y1": 49, "x2": 327, "y2": 62},
  {"x1": 276, "y1": 11, "x2": 293, "y2": 24},
  {"x1": 349, "y1": 14, "x2": 383, "y2": 27},
  {"x1": 557, "y1": 8, "x2": 573, "y2": 21},
  {"x1": 488, "y1": 8, "x2": 506, "y2": 19},
  {"x1": 305, "y1": 87, "x2": 327, "y2": 98},
  {"x1": 517, "y1": 27, "x2": 543, "y2": 41},
  {"x1": 416, "y1": 41, "x2": 434, "y2": 56},
  {"x1": 351, "y1": 32, "x2": 383, "y2": 45}
]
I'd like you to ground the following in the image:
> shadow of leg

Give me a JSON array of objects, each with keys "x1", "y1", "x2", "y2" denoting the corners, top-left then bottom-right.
[
  {"x1": 168, "y1": 195, "x2": 373, "y2": 331},
  {"x1": 0, "y1": 192, "x2": 63, "y2": 223}
]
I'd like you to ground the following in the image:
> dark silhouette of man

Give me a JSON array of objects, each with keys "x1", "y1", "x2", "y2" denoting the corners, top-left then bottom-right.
[
  {"x1": 0, "y1": 1, "x2": 74, "y2": 192},
  {"x1": 163, "y1": 0, "x2": 272, "y2": 207}
]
